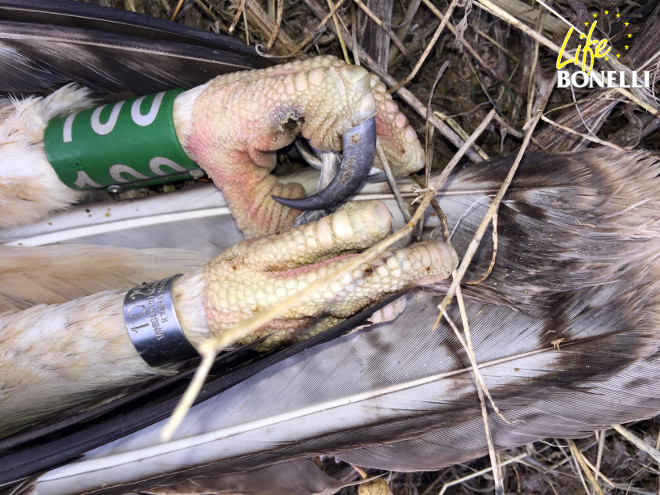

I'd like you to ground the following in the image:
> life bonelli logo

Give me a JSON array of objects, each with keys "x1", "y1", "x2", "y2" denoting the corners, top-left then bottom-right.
[{"x1": 556, "y1": 9, "x2": 650, "y2": 89}]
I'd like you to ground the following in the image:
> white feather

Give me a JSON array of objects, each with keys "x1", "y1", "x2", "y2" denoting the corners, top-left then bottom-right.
[
  {"x1": 34, "y1": 279, "x2": 660, "y2": 494},
  {"x1": 18, "y1": 149, "x2": 660, "y2": 495},
  {"x1": 0, "y1": 86, "x2": 95, "y2": 227}
]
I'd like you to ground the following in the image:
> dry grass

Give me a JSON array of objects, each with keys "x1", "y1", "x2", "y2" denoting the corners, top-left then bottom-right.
[{"x1": 81, "y1": 0, "x2": 659, "y2": 493}]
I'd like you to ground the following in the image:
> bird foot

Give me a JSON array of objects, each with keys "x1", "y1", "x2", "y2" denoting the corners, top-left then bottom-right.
[
  {"x1": 201, "y1": 200, "x2": 457, "y2": 349},
  {"x1": 177, "y1": 56, "x2": 424, "y2": 238}
]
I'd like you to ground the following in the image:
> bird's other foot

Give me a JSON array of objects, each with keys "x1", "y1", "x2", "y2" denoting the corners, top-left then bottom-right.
[{"x1": 200, "y1": 200, "x2": 457, "y2": 349}]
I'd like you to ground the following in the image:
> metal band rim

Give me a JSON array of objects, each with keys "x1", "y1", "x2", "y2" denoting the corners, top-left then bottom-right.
[{"x1": 123, "y1": 274, "x2": 199, "y2": 368}]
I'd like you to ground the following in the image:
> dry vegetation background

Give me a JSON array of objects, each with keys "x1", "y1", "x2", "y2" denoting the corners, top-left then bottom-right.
[{"x1": 80, "y1": 0, "x2": 659, "y2": 493}]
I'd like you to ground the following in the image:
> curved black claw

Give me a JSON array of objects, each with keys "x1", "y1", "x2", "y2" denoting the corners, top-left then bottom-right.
[{"x1": 272, "y1": 117, "x2": 377, "y2": 211}]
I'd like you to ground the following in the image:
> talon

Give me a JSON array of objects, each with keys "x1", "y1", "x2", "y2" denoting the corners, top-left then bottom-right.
[
  {"x1": 294, "y1": 140, "x2": 385, "y2": 184},
  {"x1": 271, "y1": 117, "x2": 377, "y2": 211},
  {"x1": 293, "y1": 140, "x2": 323, "y2": 170}
]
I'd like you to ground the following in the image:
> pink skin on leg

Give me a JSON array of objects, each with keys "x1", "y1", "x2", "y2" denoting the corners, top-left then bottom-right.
[{"x1": 183, "y1": 57, "x2": 424, "y2": 238}]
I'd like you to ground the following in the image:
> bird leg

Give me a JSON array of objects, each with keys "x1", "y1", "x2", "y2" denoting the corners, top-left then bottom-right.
[
  {"x1": 193, "y1": 200, "x2": 457, "y2": 348},
  {"x1": 174, "y1": 56, "x2": 424, "y2": 237},
  {"x1": 1, "y1": 57, "x2": 422, "y2": 235},
  {"x1": 0, "y1": 200, "x2": 456, "y2": 434}
]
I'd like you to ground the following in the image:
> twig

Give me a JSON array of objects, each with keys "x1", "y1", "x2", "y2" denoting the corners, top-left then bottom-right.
[
  {"x1": 420, "y1": 467, "x2": 453, "y2": 495},
  {"x1": 265, "y1": 0, "x2": 284, "y2": 51},
  {"x1": 192, "y1": 0, "x2": 228, "y2": 30},
  {"x1": 393, "y1": 0, "x2": 420, "y2": 30},
  {"x1": 436, "y1": 74, "x2": 555, "y2": 315},
  {"x1": 465, "y1": 212, "x2": 497, "y2": 285},
  {"x1": 568, "y1": 440, "x2": 605, "y2": 495},
  {"x1": 493, "y1": 112, "x2": 524, "y2": 139},
  {"x1": 434, "y1": 110, "x2": 491, "y2": 160},
  {"x1": 569, "y1": 84, "x2": 597, "y2": 139},
  {"x1": 398, "y1": 87, "x2": 484, "y2": 163},
  {"x1": 351, "y1": 4, "x2": 360, "y2": 66},
  {"x1": 390, "y1": 0, "x2": 461, "y2": 93},
  {"x1": 475, "y1": 0, "x2": 660, "y2": 117},
  {"x1": 562, "y1": 440, "x2": 591, "y2": 494},
  {"x1": 440, "y1": 289, "x2": 508, "y2": 425},
  {"x1": 476, "y1": 0, "x2": 565, "y2": 53},
  {"x1": 229, "y1": 0, "x2": 247, "y2": 33},
  {"x1": 243, "y1": 0, "x2": 298, "y2": 54},
  {"x1": 170, "y1": 0, "x2": 184, "y2": 20},
  {"x1": 352, "y1": 465, "x2": 368, "y2": 479},
  {"x1": 431, "y1": 108, "x2": 497, "y2": 192},
  {"x1": 613, "y1": 424, "x2": 660, "y2": 465},
  {"x1": 540, "y1": 115, "x2": 653, "y2": 156},
  {"x1": 525, "y1": 5, "x2": 544, "y2": 123},
  {"x1": 420, "y1": 0, "x2": 521, "y2": 95},
  {"x1": 353, "y1": 0, "x2": 411, "y2": 60},
  {"x1": 162, "y1": 190, "x2": 437, "y2": 439},
  {"x1": 161, "y1": 349, "x2": 215, "y2": 440},
  {"x1": 328, "y1": 0, "x2": 349, "y2": 63},
  {"x1": 438, "y1": 453, "x2": 529, "y2": 495},
  {"x1": 532, "y1": 0, "x2": 581, "y2": 33},
  {"x1": 474, "y1": 27, "x2": 517, "y2": 58},
  {"x1": 466, "y1": 57, "x2": 500, "y2": 117},
  {"x1": 581, "y1": 450, "x2": 615, "y2": 489},
  {"x1": 376, "y1": 140, "x2": 411, "y2": 223},
  {"x1": 455, "y1": 284, "x2": 506, "y2": 493},
  {"x1": 291, "y1": 0, "x2": 349, "y2": 55},
  {"x1": 243, "y1": 5, "x2": 250, "y2": 44},
  {"x1": 424, "y1": 125, "x2": 434, "y2": 192},
  {"x1": 595, "y1": 430, "x2": 605, "y2": 484},
  {"x1": 425, "y1": 61, "x2": 450, "y2": 185},
  {"x1": 411, "y1": 174, "x2": 451, "y2": 241}
]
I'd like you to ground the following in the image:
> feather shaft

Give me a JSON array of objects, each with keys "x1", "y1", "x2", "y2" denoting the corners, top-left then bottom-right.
[{"x1": 0, "y1": 148, "x2": 658, "y2": 494}]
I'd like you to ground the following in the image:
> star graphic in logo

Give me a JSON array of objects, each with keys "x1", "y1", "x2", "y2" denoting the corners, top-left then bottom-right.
[
  {"x1": 569, "y1": 8, "x2": 636, "y2": 70},
  {"x1": 591, "y1": 7, "x2": 634, "y2": 59}
]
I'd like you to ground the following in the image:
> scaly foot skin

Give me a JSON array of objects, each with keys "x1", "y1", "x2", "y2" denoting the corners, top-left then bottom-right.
[
  {"x1": 180, "y1": 56, "x2": 424, "y2": 238},
  {"x1": 202, "y1": 201, "x2": 457, "y2": 349}
]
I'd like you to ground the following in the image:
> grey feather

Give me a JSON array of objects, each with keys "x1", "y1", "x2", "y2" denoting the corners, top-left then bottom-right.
[
  {"x1": 432, "y1": 149, "x2": 660, "y2": 309},
  {"x1": 7, "y1": 148, "x2": 657, "y2": 494},
  {"x1": 0, "y1": 3, "x2": 657, "y2": 491},
  {"x1": 0, "y1": 0, "x2": 272, "y2": 95},
  {"x1": 37, "y1": 278, "x2": 659, "y2": 494}
]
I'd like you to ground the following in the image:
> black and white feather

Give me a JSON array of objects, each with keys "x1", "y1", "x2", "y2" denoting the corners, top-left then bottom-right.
[
  {"x1": 0, "y1": 1, "x2": 658, "y2": 494},
  {"x1": 0, "y1": 149, "x2": 657, "y2": 495},
  {"x1": 0, "y1": 0, "x2": 272, "y2": 96}
]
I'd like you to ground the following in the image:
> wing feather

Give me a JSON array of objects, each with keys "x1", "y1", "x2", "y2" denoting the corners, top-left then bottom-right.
[
  {"x1": 14, "y1": 149, "x2": 658, "y2": 495},
  {"x1": 0, "y1": 0, "x2": 272, "y2": 95}
]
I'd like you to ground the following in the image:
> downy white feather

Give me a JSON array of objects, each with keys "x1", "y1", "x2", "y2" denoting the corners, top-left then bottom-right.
[{"x1": 0, "y1": 87, "x2": 91, "y2": 227}]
